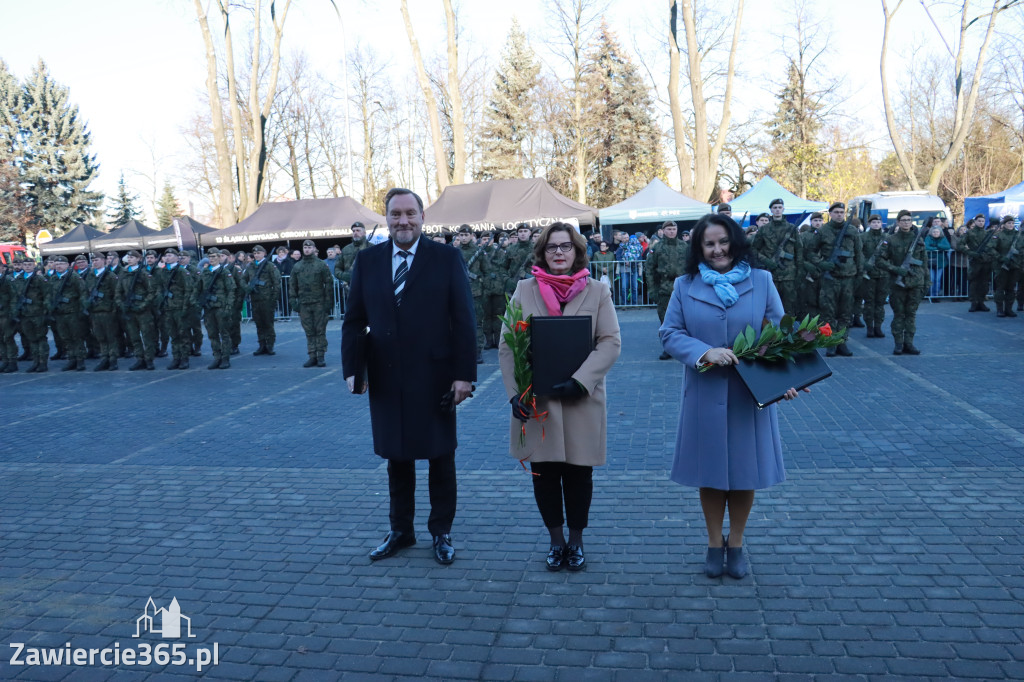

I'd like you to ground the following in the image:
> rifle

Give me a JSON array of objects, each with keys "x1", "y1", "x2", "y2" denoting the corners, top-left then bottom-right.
[
  {"x1": 245, "y1": 258, "x2": 270, "y2": 295},
  {"x1": 1001, "y1": 228, "x2": 1023, "y2": 271},
  {"x1": 83, "y1": 270, "x2": 108, "y2": 315},
  {"x1": 970, "y1": 228, "x2": 996, "y2": 259},
  {"x1": 863, "y1": 234, "x2": 889, "y2": 279},
  {"x1": 512, "y1": 249, "x2": 533, "y2": 283},
  {"x1": 894, "y1": 227, "x2": 927, "y2": 289},
  {"x1": 120, "y1": 267, "x2": 144, "y2": 320},
  {"x1": 156, "y1": 265, "x2": 180, "y2": 313},
  {"x1": 196, "y1": 265, "x2": 224, "y2": 309},
  {"x1": 774, "y1": 223, "x2": 800, "y2": 265},
  {"x1": 822, "y1": 221, "x2": 852, "y2": 281},
  {"x1": 464, "y1": 245, "x2": 486, "y2": 281},
  {"x1": 47, "y1": 271, "x2": 72, "y2": 322},
  {"x1": 12, "y1": 272, "x2": 42, "y2": 324}
]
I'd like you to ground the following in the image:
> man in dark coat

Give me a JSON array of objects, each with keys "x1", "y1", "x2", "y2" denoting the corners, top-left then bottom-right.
[{"x1": 341, "y1": 187, "x2": 477, "y2": 565}]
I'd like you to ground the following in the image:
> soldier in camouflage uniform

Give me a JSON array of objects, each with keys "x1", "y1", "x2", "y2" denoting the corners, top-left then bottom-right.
[
  {"x1": 289, "y1": 239, "x2": 332, "y2": 367},
  {"x1": 808, "y1": 202, "x2": 860, "y2": 357},
  {"x1": 482, "y1": 232, "x2": 506, "y2": 349},
  {"x1": 646, "y1": 221, "x2": 689, "y2": 359},
  {"x1": 750, "y1": 199, "x2": 803, "y2": 315},
  {"x1": 796, "y1": 215, "x2": 823, "y2": 321},
  {"x1": 457, "y1": 225, "x2": 491, "y2": 364},
  {"x1": 504, "y1": 224, "x2": 535, "y2": 296},
  {"x1": 14, "y1": 257, "x2": 50, "y2": 372},
  {"x1": 47, "y1": 255, "x2": 87, "y2": 371},
  {"x1": 859, "y1": 214, "x2": 890, "y2": 338},
  {"x1": 84, "y1": 252, "x2": 121, "y2": 371},
  {"x1": 72, "y1": 255, "x2": 99, "y2": 359},
  {"x1": 335, "y1": 222, "x2": 371, "y2": 314},
  {"x1": 957, "y1": 214, "x2": 997, "y2": 312},
  {"x1": 158, "y1": 248, "x2": 195, "y2": 370},
  {"x1": 0, "y1": 262, "x2": 19, "y2": 372},
  {"x1": 116, "y1": 251, "x2": 158, "y2": 370},
  {"x1": 44, "y1": 256, "x2": 67, "y2": 362},
  {"x1": 180, "y1": 250, "x2": 204, "y2": 355},
  {"x1": 992, "y1": 215, "x2": 1023, "y2": 318},
  {"x1": 882, "y1": 210, "x2": 929, "y2": 355},
  {"x1": 195, "y1": 248, "x2": 236, "y2": 369},
  {"x1": 225, "y1": 252, "x2": 245, "y2": 354},
  {"x1": 244, "y1": 244, "x2": 282, "y2": 356},
  {"x1": 146, "y1": 250, "x2": 170, "y2": 357}
]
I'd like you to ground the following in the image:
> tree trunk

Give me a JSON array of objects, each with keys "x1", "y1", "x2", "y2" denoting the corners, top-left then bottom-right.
[
  {"x1": 216, "y1": 0, "x2": 249, "y2": 218},
  {"x1": 193, "y1": 0, "x2": 236, "y2": 228},
  {"x1": 286, "y1": 132, "x2": 301, "y2": 199},
  {"x1": 443, "y1": 0, "x2": 466, "y2": 185},
  {"x1": 668, "y1": 0, "x2": 694, "y2": 195},
  {"x1": 401, "y1": 0, "x2": 450, "y2": 193}
]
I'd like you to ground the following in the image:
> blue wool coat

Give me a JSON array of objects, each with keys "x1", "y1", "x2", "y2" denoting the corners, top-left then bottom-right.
[{"x1": 659, "y1": 268, "x2": 786, "y2": 491}]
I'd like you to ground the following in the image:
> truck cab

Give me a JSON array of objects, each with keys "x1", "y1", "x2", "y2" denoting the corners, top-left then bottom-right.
[
  {"x1": 847, "y1": 192, "x2": 952, "y2": 230},
  {"x1": 0, "y1": 243, "x2": 28, "y2": 265}
]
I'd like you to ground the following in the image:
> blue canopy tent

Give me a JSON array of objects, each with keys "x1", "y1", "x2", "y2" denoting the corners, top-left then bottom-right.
[
  {"x1": 599, "y1": 178, "x2": 711, "y2": 228},
  {"x1": 963, "y1": 180, "x2": 1024, "y2": 221},
  {"x1": 728, "y1": 177, "x2": 827, "y2": 225}
]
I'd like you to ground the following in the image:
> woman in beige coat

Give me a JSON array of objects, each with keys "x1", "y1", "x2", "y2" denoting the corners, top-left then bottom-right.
[{"x1": 499, "y1": 223, "x2": 621, "y2": 572}]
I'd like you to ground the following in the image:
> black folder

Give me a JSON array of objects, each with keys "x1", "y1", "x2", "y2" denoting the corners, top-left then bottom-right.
[
  {"x1": 531, "y1": 316, "x2": 593, "y2": 396},
  {"x1": 733, "y1": 350, "x2": 832, "y2": 408}
]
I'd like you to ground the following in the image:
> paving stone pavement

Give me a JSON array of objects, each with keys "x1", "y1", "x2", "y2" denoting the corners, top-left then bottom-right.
[{"x1": 1, "y1": 302, "x2": 1022, "y2": 681}]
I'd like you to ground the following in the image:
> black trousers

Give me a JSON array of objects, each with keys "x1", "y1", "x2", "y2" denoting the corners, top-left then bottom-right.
[
  {"x1": 530, "y1": 462, "x2": 593, "y2": 530},
  {"x1": 387, "y1": 454, "x2": 457, "y2": 537}
]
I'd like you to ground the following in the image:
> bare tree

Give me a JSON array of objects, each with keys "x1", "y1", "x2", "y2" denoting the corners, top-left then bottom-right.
[
  {"x1": 880, "y1": 0, "x2": 1019, "y2": 194},
  {"x1": 668, "y1": 0, "x2": 745, "y2": 201}
]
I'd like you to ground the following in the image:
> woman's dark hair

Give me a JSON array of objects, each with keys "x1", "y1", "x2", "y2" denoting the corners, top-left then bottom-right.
[
  {"x1": 684, "y1": 213, "x2": 751, "y2": 276},
  {"x1": 533, "y1": 222, "x2": 589, "y2": 274}
]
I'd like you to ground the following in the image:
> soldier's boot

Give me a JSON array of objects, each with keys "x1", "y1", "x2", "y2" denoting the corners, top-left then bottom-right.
[
  {"x1": 167, "y1": 358, "x2": 181, "y2": 370},
  {"x1": 253, "y1": 344, "x2": 267, "y2": 356},
  {"x1": 18, "y1": 349, "x2": 31, "y2": 361},
  {"x1": 218, "y1": 356, "x2": 230, "y2": 369},
  {"x1": 231, "y1": 346, "x2": 240, "y2": 356},
  {"x1": 968, "y1": 302, "x2": 981, "y2": 312},
  {"x1": 980, "y1": 302, "x2": 991, "y2": 311},
  {"x1": 851, "y1": 315, "x2": 865, "y2": 328},
  {"x1": 265, "y1": 344, "x2": 276, "y2": 356},
  {"x1": 903, "y1": 336, "x2": 921, "y2": 355},
  {"x1": 892, "y1": 333, "x2": 904, "y2": 355},
  {"x1": 0, "y1": 361, "x2": 7, "y2": 372},
  {"x1": 75, "y1": 358, "x2": 86, "y2": 371},
  {"x1": 3, "y1": 361, "x2": 16, "y2": 373},
  {"x1": 25, "y1": 360, "x2": 40, "y2": 373},
  {"x1": 178, "y1": 357, "x2": 190, "y2": 370},
  {"x1": 35, "y1": 362, "x2": 48, "y2": 373},
  {"x1": 208, "y1": 357, "x2": 222, "y2": 370},
  {"x1": 1006, "y1": 301, "x2": 1018, "y2": 317},
  {"x1": 190, "y1": 345, "x2": 202, "y2": 357},
  {"x1": 62, "y1": 359, "x2": 78, "y2": 372},
  {"x1": 874, "y1": 325, "x2": 885, "y2": 338},
  {"x1": 156, "y1": 341, "x2": 168, "y2": 358},
  {"x1": 108, "y1": 358, "x2": 118, "y2": 371},
  {"x1": 865, "y1": 322, "x2": 876, "y2": 338},
  {"x1": 94, "y1": 357, "x2": 110, "y2": 371},
  {"x1": 145, "y1": 359, "x2": 156, "y2": 370},
  {"x1": 129, "y1": 359, "x2": 146, "y2": 371},
  {"x1": 316, "y1": 352, "x2": 326, "y2": 368},
  {"x1": 835, "y1": 342, "x2": 853, "y2": 357},
  {"x1": 826, "y1": 345, "x2": 837, "y2": 357},
  {"x1": 303, "y1": 355, "x2": 317, "y2": 368}
]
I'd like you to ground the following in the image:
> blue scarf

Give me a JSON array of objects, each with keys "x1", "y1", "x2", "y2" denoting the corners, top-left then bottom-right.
[{"x1": 699, "y1": 261, "x2": 751, "y2": 307}]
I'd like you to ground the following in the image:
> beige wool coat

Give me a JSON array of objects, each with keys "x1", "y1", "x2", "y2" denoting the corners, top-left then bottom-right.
[{"x1": 499, "y1": 277, "x2": 621, "y2": 466}]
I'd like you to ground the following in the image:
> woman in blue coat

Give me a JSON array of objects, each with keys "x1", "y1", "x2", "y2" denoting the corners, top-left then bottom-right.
[{"x1": 659, "y1": 214, "x2": 805, "y2": 580}]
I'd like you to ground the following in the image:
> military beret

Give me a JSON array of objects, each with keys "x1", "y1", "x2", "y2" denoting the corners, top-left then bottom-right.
[
  {"x1": 829, "y1": 202, "x2": 845, "y2": 212},
  {"x1": 302, "y1": 239, "x2": 315, "y2": 247},
  {"x1": 810, "y1": 212, "x2": 824, "y2": 221},
  {"x1": 89, "y1": 253, "x2": 104, "y2": 261},
  {"x1": 351, "y1": 221, "x2": 365, "y2": 229},
  {"x1": 252, "y1": 244, "x2": 266, "y2": 253},
  {"x1": 769, "y1": 198, "x2": 785, "y2": 208},
  {"x1": 516, "y1": 223, "x2": 530, "y2": 231},
  {"x1": 163, "y1": 247, "x2": 179, "y2": 256},
  {"x1": 184, "y1": 250, "x2": 197, "y2": 258},
  {"x1": 145, "y1": 250, "x2": 157, "y2": 257},
  {"x1": 457, "y1": 224, "x2": 472, "y2": 234},
  {"x1": 127, "y1": 250, "x2": 142, "y2": 259},
  {"x1": 974, "y1": 213, "x2": 987, "y2": 221},
  {"x1": 106, "y1": 251, "x2": 119, "y2": 257},
  {"x1": 74, "y1": 254, "x2": 88, "y2": 263},
  {"x1": 1001, "y1": 215, "x2": 1015, "y2": 224},
  {"x1": 53, "y1": 255, "x2": 68, "y2": 263},
  {"x1": 206, "y1": 247, "x2": 220, "y2": 255},
  {"x1": 718, "y1": 203, "x2": 732, "y2": 212},
  {"x1": 868, "y1": 214, "x2": 882, "y2": 223}
]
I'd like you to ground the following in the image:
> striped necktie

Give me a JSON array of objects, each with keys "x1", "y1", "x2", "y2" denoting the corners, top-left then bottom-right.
[{"x1": 394, "y1": 250, "x2": 410, "y2": 304}]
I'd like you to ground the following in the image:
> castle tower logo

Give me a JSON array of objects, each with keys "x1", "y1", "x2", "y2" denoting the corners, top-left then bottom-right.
[{"x1": 133, "y1": 597, "x2": 195, "y2": 639}]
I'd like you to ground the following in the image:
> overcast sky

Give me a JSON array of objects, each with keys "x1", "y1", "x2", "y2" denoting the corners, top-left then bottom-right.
[{"x1": 2, "y1": 0, "x2": 964, "y2": 222}]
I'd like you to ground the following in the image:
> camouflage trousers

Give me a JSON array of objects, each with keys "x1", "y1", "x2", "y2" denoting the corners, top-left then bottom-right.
[
  {"x1": 473, "y1": 296, "x2": 485, "y2": 352},
  {"x1": 251, "y1": 298, "x2": 277, "y2": 350},
  {"x1": 154, "y1": 308, "x2": 169, "y2": 351},
  {"x1": 90, "y1": 311, "x2": 120, "y2": 362},
  {"x1": 298, "y1": 304, "x2": 328, "y2": 358},
  {"x1": 889, "y1": 285, "x2": 922, "y2": 343},
  {"x1": 796, "y1": 277, "x2": 820, "y2": 321},
  {"x1": 819, "y1": 275, "x2": 855, "y2": 329},
  {"x1": 165, "y1": 308, "x2": 191, "y2": 361},
  {"x1": 859, "y1": 275, "x2": 890, "y2": 329},
  {"x1": 484, "y1": 293, "x2": 504, "y2": 345},
  {"x1": 773, "y1": 279, "x2": 799, "y2": 316},
  {"x1": 993, "y1": 267, "x2": 1020, "y2": 304},
  {"x1": 187, "y1": 307, "x2": 203, "y2": 352},
  {"x1": 203, "y1": 307, "x2": 233, "y2": 360},
  {"x1": 230, "y1": 301, "x2": 243, "y2": 349},
  {"x1": 54, "y1": 312, "x2": 85, "y2": 362},
  {"x1": 0, "y1": 314, "x2": 16, "y2": 362},
  {"x1": 125, "y1": 309, "x2": 158, "y2": 363},
  {"x1": 19, "y1": 314, "x2": 50, "y2": 366},
  {"x1": 967, "y1": 263, "x2": 993, "y2": 304}
]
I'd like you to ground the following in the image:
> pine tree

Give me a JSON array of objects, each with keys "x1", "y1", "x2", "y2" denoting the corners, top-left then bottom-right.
[
  {"x1": 106, "y1": 172, "x2": 141, "y2": 228},
  {"x1": 476, "y1": 19, "x2": 541, "y2": 181},
  {"x1": 18, "y1": 60, "x2": 102, "y2": 236},
  {"x1": 582, "y1": 24, "x2": 666, "y2": 207},
  {"x1": 0, "y1": 60, "x2": 20, "y2": 163},
  {"x1": 155, "y1": 182, "x2": 181, "y2": 229},
  {"x1": 766, "y1": 61, "x2": 824, "y2": 199}
]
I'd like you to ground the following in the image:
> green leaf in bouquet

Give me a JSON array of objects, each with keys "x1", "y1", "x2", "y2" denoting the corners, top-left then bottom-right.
[
  {"x1": 744, "y1": 325, "x2": 756, "y2": 349},
  {"x1": 780, "y1": 314, "x2": 794, "y2": 331},
  {"x1": 733, "y1": 332, "x2": 748, "y2": 354}
]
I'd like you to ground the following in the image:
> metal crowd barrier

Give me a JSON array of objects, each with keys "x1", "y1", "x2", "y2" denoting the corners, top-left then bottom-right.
[{"x1": 241, "y1": 275, "x2": 346, "y2": 322}]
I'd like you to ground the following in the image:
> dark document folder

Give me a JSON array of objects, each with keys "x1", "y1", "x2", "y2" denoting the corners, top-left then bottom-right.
[
  {"x1": 531, "y1": 316, "x2": 593, "y2": 396},
  {"x1": 733, "y1": 350, "x2": 833, "y2": 408}
]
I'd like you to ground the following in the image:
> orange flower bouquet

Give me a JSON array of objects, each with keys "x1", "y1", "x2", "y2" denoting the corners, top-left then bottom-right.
[{"x1": 699, "y1": 314, "x2": 846, "y2": 372}]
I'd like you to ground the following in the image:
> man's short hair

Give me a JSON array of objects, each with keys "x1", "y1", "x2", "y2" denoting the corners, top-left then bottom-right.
[
  {"x1": 896, "y1": 209, "x2": 913, "y2": 221},
  {"x1": 769, "y1": 198, "x2": 784, "y2": 209},
  {"x1": 276, "y1": 246, "x2": 288, "y2": 253},
  {"x1": 383, "y1": 188, "x2": 424, "y2": 213}
]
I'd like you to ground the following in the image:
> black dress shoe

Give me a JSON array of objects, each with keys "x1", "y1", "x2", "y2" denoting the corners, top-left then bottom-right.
[
  {"x1": 433, "y1": 534, "x2": 455, "y2": 565},
  {"x1": 659, "y1": 351, "x2": 671, "y2": 360},
  {"x1": 369, "y1": 531, "x2": 416, "y2": 561},
  {"x1": 566, "y1": 544, "x2": 585, "y2": 572},
  {"x1": 546, "y1": 546, "x2": 565, "y2": 571}
]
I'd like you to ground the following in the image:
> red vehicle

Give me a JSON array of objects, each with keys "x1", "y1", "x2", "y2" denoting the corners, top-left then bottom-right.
[{"x1": 0, "y1": 243, "x2": 28, "y2": 265}]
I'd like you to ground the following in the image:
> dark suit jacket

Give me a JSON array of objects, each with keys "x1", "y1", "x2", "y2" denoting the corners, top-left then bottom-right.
[{"x1": 341, "y1": 237, "x2": 477, "y2": 461}]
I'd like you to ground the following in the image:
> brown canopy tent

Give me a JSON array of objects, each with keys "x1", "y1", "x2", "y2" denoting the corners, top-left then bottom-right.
[
  {"x1": 145, "y1": 216, "x2": 219, "y2": 252},
  {"x1": 209, "y1": 196, "x2": 386, "y2": 247},
  {"x1": 39, "y1": 223, "x2": 105, "y2": 256},
  {"x1": 422, "y1": 178, "x2": 597, "y2": 235},
  {"x1": 90, "y1": 220, "x2": 160, "y2": 251}
]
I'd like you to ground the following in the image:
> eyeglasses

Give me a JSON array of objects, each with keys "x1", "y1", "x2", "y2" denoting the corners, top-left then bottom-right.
[{"x1": 544, "y1": 242, "x2": 574, "y2": 254}]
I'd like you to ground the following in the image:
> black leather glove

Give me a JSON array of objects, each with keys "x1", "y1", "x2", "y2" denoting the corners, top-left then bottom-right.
[
  {"x1": 510, "y1": 395, "x2": 531, "y2": 422},
  {"x1": 550, "y1": 379, "x2": 587, "y2": 400}
]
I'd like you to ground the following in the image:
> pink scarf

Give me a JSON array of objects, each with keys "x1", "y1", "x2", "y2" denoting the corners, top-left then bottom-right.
[{"x1": 532, "y1": 265, "x2": 591, "y2": 316}]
